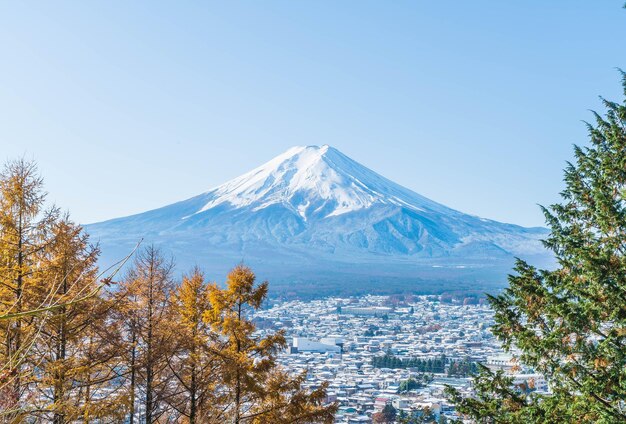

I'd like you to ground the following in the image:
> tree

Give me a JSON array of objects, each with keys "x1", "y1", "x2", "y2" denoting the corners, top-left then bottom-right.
[
  {"x1": 0, "y1": 159, "x2": 133, "y2": 422},
  {"x1": 29, "y1": 216, "x2": 129, "y2": 423},
  {"x1": 446, "y1": 358, "x2": 477, "y2": 378},
  {"x1": 398, "y1": 375, "x2": 432, "y2": 393},
  {"x1": 31, "y1": 216, "x2": 100, "y2": 422},
  {"x1": 447, "y1": 73, "x2": 626, "y2": 423},
  {"x1": 398, "y1": 407, "x2": 442, "y2": 424},
  {"x1": 373, "y1": 403, "x2": 397, "y2": 423},
  {"x1": 166, "y1": 267, "x2": 221, "y2": 423},
  {"x1": 399, "y1": 378, "x2": 421, "y2": 392},
  {"x1": 117, "y1": 245, "x2": 177, "y2": 423},
  {"x1": 205, "y1": 265, "x2": 337, "y2": 423},
  {"x1": 0, "y1": 159, "x2": 58, "y2": 417},
  {"x1": 75, "y1": 312, "x2": 129, "y2": 423}
]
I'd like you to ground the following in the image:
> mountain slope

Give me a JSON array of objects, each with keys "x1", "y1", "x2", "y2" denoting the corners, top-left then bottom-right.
[{"x1": 86, "y1": 145, "x2": 549, "y2": 292}]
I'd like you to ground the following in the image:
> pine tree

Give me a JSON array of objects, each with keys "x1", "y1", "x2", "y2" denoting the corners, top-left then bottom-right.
[
  {"x1": 205, "y1": 265, "x2": 337, "y2": 424},
  {"x1": 446, "y1": 73, "x2": 626, "y2": 422}
]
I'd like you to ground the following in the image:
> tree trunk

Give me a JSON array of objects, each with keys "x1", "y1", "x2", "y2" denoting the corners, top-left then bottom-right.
[
  {"x1": 234, "y1": 301, "x2": 242, "y2": 424},
  {"x1": 145, "y1": 263, "x2": 155, "y2": 424},
  {"x1": 13, "y1": 212, "x2": 23, "y2": 400},
  {"x1": 190, "y1": 346, "x2": 197, "y2": 424},
  {"x1": 53, "y1": 275, "x2": 68, "y2": 424},
  {"x1": 129, "y1": 331, "x2": 137, "y2": 424}
]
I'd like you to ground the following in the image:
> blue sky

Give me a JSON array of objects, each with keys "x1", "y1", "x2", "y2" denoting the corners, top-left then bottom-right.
[{"x1": 1, "y1": 1, "x2": 624, "y2": 227}]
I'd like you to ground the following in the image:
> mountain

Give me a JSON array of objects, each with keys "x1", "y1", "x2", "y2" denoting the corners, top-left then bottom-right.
[{"x1": 85, "y1": 145, "x2": 550, "y2": 295}]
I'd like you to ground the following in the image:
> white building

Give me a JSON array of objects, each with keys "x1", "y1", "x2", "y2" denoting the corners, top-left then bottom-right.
[
  {"x1": 341, "y1": 306, "x2": 392, "y2": 317},
  {"x1": 293, "y1": 337, "x2": 341, "y2": 353}
]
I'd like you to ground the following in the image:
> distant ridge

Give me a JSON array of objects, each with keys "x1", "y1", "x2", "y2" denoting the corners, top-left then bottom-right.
[{"x1": 86, "y1": 145, "x2": 550, "y2": 294}]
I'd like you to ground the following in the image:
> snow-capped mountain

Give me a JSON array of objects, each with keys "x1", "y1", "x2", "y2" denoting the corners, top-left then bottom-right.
[
  {"x1": 193, "y1": 145, "x2": 447, "y2": 219},
  {"x1": 86, "y1": 145, "x2": 550, "y2": 293}
]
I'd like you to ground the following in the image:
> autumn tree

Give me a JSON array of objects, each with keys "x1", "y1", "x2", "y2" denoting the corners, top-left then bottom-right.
[
  {"x1": 117, "y1": 245, "x2": 177, "y2": 423},
  {"x1": 205, "y1": 265, "x2": 337, "y2": 424},
  {"x1": 447, "y1": 73, "x2": 626, "y2": 423},
  {"x1": 25, "y1": 215, "x2": 127, "y2": 423},
  {"x1": 373, "y1": 403, "x2": 397, "y2": 424},
  {"x1": 0, "y1": 159, "x2": 58, "y2": 418},
  {"x1": 0, "y1": 159, "x2": 134, "y2": 422},
  {"x1": 74, "y1": 312, "x2": 129, "y2": 424},
  {"x1": 166, "y1": 267, "x2": 222, "y2": 423},
  {"x1": 28, "y1": 216, "x2": 99, "y2": 422}
]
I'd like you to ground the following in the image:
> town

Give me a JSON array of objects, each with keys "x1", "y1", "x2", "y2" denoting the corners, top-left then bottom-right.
[{"x1": 254, "y1": 295, "x2": 547, "y2": 423}]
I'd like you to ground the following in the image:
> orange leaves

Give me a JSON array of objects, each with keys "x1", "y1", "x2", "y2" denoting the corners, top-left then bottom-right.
[
  {"x1": 200, "y1": 264, "x2": 337, "y2": 423},
  {"x1": 594, "y1": 357, "x2": 609, "y2": 370}
]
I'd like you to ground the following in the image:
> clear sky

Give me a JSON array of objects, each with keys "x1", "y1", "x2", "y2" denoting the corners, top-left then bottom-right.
[{"x1": 1, "y1": 1, "x2": 624, "y2": 227}]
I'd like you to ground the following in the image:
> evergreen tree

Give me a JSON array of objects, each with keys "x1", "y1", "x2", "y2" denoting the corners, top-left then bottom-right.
[
  {"x1": 398, "y1": 378, "x2": 421, "y2": 392},
  {"x1": 398, "y1": 408, "x2": 441, "y2": 424},
  {"x1": 446, "y1": 73, "x2": 626, "y2": 422}
]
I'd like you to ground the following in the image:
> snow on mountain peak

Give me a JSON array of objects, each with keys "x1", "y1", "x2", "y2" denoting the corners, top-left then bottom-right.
[{"x1": 195, "y1": 145, "x2": 438, "y2": 220}]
